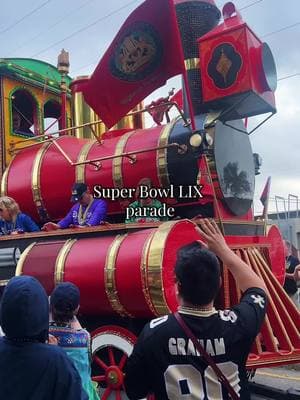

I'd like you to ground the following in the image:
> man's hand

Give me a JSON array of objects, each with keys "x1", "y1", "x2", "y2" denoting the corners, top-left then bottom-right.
[
  {"x1": 41, "y1": 222, "x2": 60, "y2": 231},
  {"x1": 197, "y1": 218, "x2": 266, "y2": 292},
  {"x1": 197, "y1": 219, "x2": 230, "y2": 259}
]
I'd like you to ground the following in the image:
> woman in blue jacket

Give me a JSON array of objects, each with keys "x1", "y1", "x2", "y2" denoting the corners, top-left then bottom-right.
[{"x1": 0, "y1": 196, "x2": 39, "y2": 234}]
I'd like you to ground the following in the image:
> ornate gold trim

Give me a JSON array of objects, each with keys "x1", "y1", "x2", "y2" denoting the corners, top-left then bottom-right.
[
  {"x1": 113, "y1": 130, "x2": 136, "y2": 189},
  {"x1": 75, "y1": 140, "x2": 96, "y2": 183},
  {"x1": 15, "y1": 242, "x2": 36, "y2": 276},
  {"x1": 104, "y1": 234, "x2": 133, "y2": 317},
  {"x1": 184, "y1": 58, "x2": 200, "y2": 70},
  {"x1": 140, "y1": 231, "x2": 157, "y2": 315},
  {"x1": 1, "y1": 154, "x2": 16, "y2": 196},
  {"x1": 54, "y1": 239, "x2": 77, "y2": 285},
  {"x1": 157, "y1": 118, "x2": 178, "y2": 188},
  {"x1": 147, "y1": 221, "x2": 175, "y2": 315},
  {"x1": 1, "y1": 166, "x2": 9, "y2": 196},
  {"x1": 32, "y1": 142, "x2": 51, "y2": 220}
]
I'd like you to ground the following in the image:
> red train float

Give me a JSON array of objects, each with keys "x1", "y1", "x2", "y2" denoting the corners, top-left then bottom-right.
[{"x1": 0, "y1": 0, "x2": 299, "y2": 397}]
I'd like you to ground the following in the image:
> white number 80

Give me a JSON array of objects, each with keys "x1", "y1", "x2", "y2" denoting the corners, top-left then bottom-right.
[{"x1": 164, "y1": 362, "x2": 240, "y2": 400}]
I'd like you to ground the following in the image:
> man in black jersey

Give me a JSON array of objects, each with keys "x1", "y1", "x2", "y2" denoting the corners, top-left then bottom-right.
[{"x1": 124, "y1": 219, "x2": 267, "y2": 400}]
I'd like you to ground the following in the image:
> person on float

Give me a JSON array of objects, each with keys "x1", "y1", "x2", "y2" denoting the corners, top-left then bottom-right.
[
  {"x1": 0, "y1": 196, "x2": 40, "y2": 235},
  {"x1": 125, "y1": 177, "x2": 168, "y2": 223},
  {"x1": 124, "y1": 219, "x2": 268, "y2": 400},
  {"x1": 49, "y1": 282, "x2": 99, "y2": 400},
  {"x1": 283, "y1": 240, "x2": 300, "y2": 309},
  {"x1": 0, "y1": 275, "x2": 87, "y2": 400},
  {"x1": 42, "y1": 182, "x2": 107, "y2": 231}
]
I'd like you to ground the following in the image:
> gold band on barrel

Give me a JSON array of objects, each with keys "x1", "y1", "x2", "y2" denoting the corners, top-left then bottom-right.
[
  {"x1": 15, "y1": 242, "x2": 36, "y2": 276},
  {"x1": 157, "y1": 118, "x2": 179, "y2": 188},
  {"x1": 147, "y1": 221, "x2": 176, "y2": 315},
  {"x1": 32, "y1": 142, "x2": 51, "y2": 220},
  {"x1": 75, "y1": 140, "x2": 96, "y2": 183},
  {"x1": 1, "y1": 153, "x2": 16, "y2": 196},
  {"x1": 54, "y1": 239, "x2": 77, "y2": 285},
  {"x1": 140, "y1": 231, "x2": 157, "y2": 316},
  {"x1": 113, "y1": 130, "x2": 136, "y2": 189},
  {"x1": 104, "y1": 234, "x2": 133, "y2": 317}
]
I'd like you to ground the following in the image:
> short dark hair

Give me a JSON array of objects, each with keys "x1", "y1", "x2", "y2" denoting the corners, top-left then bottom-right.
[
  {"x1": 50, "y1": 282, "x2": 80, "y2": 324},
  {"x1": 175, "y1": 241, "x2": 220, "y2": 306}
]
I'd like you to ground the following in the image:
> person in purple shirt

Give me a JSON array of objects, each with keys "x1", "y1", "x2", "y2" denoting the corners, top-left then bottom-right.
[{"x1": 42, "y1": 183, "x2": 107, "y2": 231}]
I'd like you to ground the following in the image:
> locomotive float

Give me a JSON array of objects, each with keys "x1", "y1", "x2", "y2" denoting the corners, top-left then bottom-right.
[{"x1": 0, "y1": 0, "x2": 299, "y2": 397}]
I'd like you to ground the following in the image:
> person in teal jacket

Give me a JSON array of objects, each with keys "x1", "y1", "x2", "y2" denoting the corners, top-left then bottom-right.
[
  {"x1": 125, "y1": 178, "x2": 169, "y2": 223},
  {"x1": 49, "y1": 282, "x2": 99, "y2": 400}
]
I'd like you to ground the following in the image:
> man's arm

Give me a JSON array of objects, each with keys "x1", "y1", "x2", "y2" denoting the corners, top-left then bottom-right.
[
  {"x1": 124, "y1": 329, "x2": 151, "y2": 399},
  {"x1": 294, "y1": 265, "x2": 300, "y2": 281},
  {"x1": 197, "y1": 219, "x2": 267, "y2": 293},
  {"x1": 57, "y1": 207, "x2": 75, "y2": 229},
  {"x1": 86, "y1": 200, "x2": 107, "y2": 226},
  {"x1": 286, "y1": 258, "x2": 300, "y2": 280}
]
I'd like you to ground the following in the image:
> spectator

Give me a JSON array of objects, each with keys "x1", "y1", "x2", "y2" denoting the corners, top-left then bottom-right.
[
  {"x1": 42, "y1": 183, "x2": 107, "y2": 231},
  {"x1": 125, "y1": 178, "x2": 168, "y2": 223},
  {"x1": 0, "y1": 275, "x2": 87, "y2": 400},
  {"x1": 283, "y1": 240, "x2": 300, "y2": 309},
  {"x1": 12, "y1": 110, "x2": 34, "y2": 137},
  {"x1": 49, "y1": 282, "x2": 99, "y2": 400},
  {"x1": 124, "y1": 219, "x2": 267, "y2": 400},
  {"x1": 0, "y1": 196, "x2": 39, "y2": 235}
]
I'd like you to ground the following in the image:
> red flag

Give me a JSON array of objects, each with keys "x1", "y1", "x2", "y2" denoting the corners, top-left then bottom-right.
[
  {"x1": 80, "y1": 0, "x2": 185, "y2": 128},
  {"x1": 260, "y1": 176, "x2": 271, "y2": 207},
  {"x1": 170, "y1": 89, "x2": 183, "y2": 110}
]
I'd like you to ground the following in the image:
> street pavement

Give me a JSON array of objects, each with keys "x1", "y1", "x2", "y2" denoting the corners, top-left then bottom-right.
[{"x1": 251, "y1": 365, "x2": 300, "y2": 397}]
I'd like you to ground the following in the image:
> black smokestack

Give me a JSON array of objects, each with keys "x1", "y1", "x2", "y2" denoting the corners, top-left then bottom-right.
[{"x1": 174, "y1": 0, "x2": 220, "y2": 116}]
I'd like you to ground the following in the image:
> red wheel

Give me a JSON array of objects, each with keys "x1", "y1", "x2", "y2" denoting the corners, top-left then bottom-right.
[{"x1": 91, "y1": 325, "x2": 154, "y2": 399}]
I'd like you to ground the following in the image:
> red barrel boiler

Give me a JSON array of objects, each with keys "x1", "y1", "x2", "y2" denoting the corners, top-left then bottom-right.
[
  {"x1": 16, "y1": 220, "x2": 201, "y2": 317},
  {"x1": 2, "y1": 119, "x2": 197, "y2": 222}
]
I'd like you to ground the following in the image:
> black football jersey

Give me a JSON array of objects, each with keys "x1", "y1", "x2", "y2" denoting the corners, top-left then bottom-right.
[{"x1": 124, "y1": 287, "x2": 267, "y2": 400}]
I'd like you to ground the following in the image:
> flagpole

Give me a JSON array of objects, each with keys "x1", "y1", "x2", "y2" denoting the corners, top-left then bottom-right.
[{"x1": 182, "y1": 71, "x2": 196, "y2": 130}]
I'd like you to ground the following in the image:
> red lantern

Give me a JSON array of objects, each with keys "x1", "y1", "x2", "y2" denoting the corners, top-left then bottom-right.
[{"x1": 198, "y1": 2, "x2": 277, "y2": 120}]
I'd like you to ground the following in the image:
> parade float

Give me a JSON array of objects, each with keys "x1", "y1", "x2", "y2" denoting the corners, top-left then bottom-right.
[{"x1": 0, "y1": 0, "x2": 299, "y2": 397}]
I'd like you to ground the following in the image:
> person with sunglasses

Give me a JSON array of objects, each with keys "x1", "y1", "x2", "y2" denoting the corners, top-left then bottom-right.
[{"x1": 0, "y1": 196, "x2": 39, "y2": 235}]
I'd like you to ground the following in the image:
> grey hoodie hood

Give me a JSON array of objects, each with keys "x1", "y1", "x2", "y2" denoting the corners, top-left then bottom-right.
[{"x1": 0, "y1": 276, "x2": 49, "y2": 341}]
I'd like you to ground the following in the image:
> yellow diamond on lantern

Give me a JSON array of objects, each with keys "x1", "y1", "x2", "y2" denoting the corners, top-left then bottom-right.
[{"x1": 216, "y1": 49, "x2": 232, "y2": 84}]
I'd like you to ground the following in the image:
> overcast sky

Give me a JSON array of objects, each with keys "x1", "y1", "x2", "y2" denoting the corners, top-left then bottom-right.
[{"x1": 1, "y1": 0, "x2": 300, "y2": 215}]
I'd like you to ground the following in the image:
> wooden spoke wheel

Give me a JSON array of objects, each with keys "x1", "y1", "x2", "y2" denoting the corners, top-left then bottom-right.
[{"x1": 91, "y1": 325, "x2": 154, "y2": 400}]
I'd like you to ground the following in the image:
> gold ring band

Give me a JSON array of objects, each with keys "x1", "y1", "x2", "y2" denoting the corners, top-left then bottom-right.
[{"x1": 184, "y1": 58, "x2": 200, "y2": 70}]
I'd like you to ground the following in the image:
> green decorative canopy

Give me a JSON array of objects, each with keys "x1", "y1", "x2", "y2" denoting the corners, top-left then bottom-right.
[{"x1": 0, "y1": 58, "x2": 72, "y2": 93}]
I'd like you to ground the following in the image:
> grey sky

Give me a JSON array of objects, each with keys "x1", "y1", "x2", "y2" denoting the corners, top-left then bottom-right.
[{"x1": 1, "y1": 0, "x2": 300, "y2": 215}]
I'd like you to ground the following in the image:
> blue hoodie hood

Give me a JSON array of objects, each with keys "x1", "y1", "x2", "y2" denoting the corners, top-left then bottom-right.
[{"x1": 0, "y1": 276, "x2": 49, "y2": 341}]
